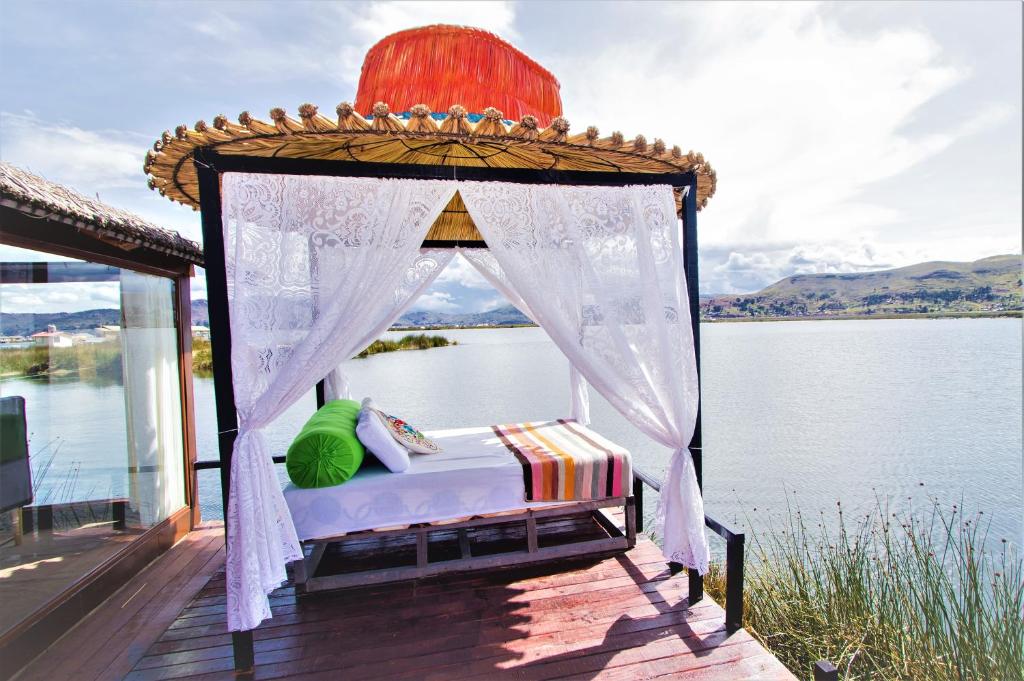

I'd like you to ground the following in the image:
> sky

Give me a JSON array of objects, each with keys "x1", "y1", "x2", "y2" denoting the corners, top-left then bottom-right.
[{"x1": 0, "y1": 1, "x2": 1020, "y2": 314}]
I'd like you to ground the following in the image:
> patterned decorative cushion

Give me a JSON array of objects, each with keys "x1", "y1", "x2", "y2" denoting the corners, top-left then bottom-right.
[{"x1": 366, "y1": 400, "x2": 441, "y2": 454}]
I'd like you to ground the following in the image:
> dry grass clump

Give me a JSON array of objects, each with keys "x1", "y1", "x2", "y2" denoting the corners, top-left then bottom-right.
[
  {"x1": 192, "y1": 339, "x2": 214, "y2": 374},
  {"x1": 705, "y1": 499, "x2": 1023, "y2": 680},
  {"x1": 356, "y1": 333, "x2": 454, "y2": 358},
  {"x1": 191, "y1": 335, "x2": 452, "y2": 374},
  {"x1": 0, "y1": 342, "x2": 122, "y2": 380}
]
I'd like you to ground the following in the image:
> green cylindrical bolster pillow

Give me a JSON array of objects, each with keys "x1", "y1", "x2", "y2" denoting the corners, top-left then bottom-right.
[{"x1": 286, "y1": 399, "x2": 365, "y2": 488}]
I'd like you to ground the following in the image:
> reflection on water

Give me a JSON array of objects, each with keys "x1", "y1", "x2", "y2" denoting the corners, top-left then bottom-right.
[{"x1": 9, "y1": 319, "x2": 1024, "y2": 546}]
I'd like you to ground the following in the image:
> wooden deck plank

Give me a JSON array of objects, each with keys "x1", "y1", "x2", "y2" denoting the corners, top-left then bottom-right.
[
  {"x1": 141, "y1": 576, "x2": 710, "y2": 663},
  {"x1": 164, "y1": 561, "x2": 676, "y2": 632},
  {"x1": 180, "y1": 541, "x2": 668, "y2": 610},
  {"x1": 23, "y1": 521, "x2": 796, "y2": 681},
  {"x1": 180, "y1": 544, "x2": 669, "y2": 614},
  {"x1": 153, "y1": 573, "x2": 693, "y2": 646},
  {"x1": 13, "y1": 525, "x2": 224, "y2": 681},
  {"x1": 88, "y1": 544, "x2": 226, "y2": 680},
  {"x1": 133, "y1": 577, "x2": 723, "y2": 680}
]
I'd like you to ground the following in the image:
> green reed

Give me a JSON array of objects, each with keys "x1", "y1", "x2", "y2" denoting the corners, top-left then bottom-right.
[
  {"x1": 192, "y1": 338, "x2": 214, "y2": 373},
  {"x1": 356, "y1": 333, "x2": 454, "y2": 358},
  {"x1": 705, "y1": 499, "x2": 1023, "y2": 680},
  {"x1": 0, "y1": 341, "x2": 122, "y2": 380},
  {"x1": 192, "y1": 335, "x2": 454, "y2": 375}
]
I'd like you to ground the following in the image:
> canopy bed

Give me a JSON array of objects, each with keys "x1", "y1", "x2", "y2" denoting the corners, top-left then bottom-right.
[
  {"x1": 142, "y1": 24, "x2": 735, "y2": 673},
  {"x1": 287, "y1": 419, "x2": 636, "y2": 594}
]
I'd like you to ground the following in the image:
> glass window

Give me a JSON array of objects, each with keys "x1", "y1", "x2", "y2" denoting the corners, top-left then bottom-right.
[{"x1": 0, "y1": 245, "x2": 186, "y2": 638}]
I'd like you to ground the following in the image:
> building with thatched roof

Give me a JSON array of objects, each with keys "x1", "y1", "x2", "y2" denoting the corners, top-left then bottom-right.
[
  {"x1": 1, "y1": 161, "x2": 202, "y2": 268},
  {"x1": 0, "y1": 161, "x2": 202, "y2": 674}
]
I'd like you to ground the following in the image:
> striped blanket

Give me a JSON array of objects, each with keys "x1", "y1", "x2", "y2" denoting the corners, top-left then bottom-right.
[{"x1": 492, "y1": 420, "x2": 632, "y2": 502}]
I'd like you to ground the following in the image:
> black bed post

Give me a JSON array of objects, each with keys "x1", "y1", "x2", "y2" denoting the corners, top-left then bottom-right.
[
  {"x1": 682, "y1": 177, "x2": 705, "y2": 604},
  {"x1": 195, "y1": 158, "x2": 256, "y2": 673}
]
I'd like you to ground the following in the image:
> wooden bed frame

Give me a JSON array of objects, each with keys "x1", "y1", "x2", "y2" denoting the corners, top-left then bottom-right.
[{"x1": 292, "y1": 495, "x2": 636, "y2": 593}]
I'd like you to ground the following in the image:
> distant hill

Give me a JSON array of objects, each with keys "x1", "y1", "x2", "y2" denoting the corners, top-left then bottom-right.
[
  {"x1": 5, "y1": 256, "x2": 1019, "y2": 335},
  {"x1": 1, "y1": 299, "x2": 212, "y2": 337},
  {"x1": 395, "y1": 304, "x2": 532, "y2": 328},
  {"x1": 191, "y1": 299, "x2": 209, "y2": 326},
  {"x1": 0, "y1": 309, "x2": 120, "y2": 337},
  {"x1": 702, "y1": 254, "x2": 1023, "y2": 320},
  {"x1": 1, "y1": 300, "x2": 527, "y2": 336}
]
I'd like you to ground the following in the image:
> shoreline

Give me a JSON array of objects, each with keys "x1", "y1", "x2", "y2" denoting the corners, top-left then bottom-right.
[
  {"x1": 391, "y1": 310, "x2": 1021, "y2": 331},
  {"x1": 701, "y1": 309, "x2": 1022, "y2": 323}
]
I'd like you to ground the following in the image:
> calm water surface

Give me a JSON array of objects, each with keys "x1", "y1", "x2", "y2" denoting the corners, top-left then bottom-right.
[{"x1": 8, "y1": 319, "x2": 1023, "y2": 546}]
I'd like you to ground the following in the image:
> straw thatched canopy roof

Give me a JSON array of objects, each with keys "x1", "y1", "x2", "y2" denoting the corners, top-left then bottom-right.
[
  {"x1": 143, "y1": 25, "x2": 717, "y2": 242},
  {"x1": 1, "y1": 162, "x2": 203, "y2": 264}
]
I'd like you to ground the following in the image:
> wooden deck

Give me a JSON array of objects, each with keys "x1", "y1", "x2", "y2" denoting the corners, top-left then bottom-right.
[{"x1": 15, "y1": 522, "x2": 795, "y2": 681}]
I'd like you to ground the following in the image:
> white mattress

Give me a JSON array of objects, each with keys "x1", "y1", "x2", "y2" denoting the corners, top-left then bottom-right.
[{"x1": 284, "y1": 425, "x2": 567, "y2": 541}]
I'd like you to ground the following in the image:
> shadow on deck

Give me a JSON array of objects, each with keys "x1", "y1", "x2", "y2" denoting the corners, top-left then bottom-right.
[{"x1": 15, "y1": 523, "x2": 795, "y2": 681}]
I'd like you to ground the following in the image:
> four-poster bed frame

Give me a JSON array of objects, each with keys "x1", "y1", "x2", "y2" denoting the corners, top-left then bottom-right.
[{"x1": 193, "y1": 148, "x2": 742, "y2": 672}]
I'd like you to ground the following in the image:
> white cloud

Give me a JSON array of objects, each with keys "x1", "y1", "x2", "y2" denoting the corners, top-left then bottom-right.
[
  {"x1": 699, "y1": 237, "x2": 1015, "y2": 294},
  {"x1": 193, "y1": 10, "x2": 246, "y2": 39},
  {"x1": 0, "y1": 111, "x2": 148, "y2": 191},
  {"x1": 349, "y1": 1, "x2": 517, "y2": 44},
  {"x1": 191, "y1": 268, "x2": 209, "y2": 302},
  {"x1": 178, "y1": 1, "x2": 518, "y2": 90},
  {"x1": 433, "y1": 254, "x2": 491, "y2": 289},
  {"x1": 335, "y1": 1, "x2": 519, "y2": 82},
  {"x1": 1, "y1": 282, "x2": 120, "y2": 313},
  {"x1": 3, "y1": 2, "x2": 1015, "y2": 306},
  {"x1": 553, "y1": 3, "x2": 1013, "y2": 265},
  {"x1": 0, "y1": 245, "x2": 76, "y2": 263},
  {"x1": 711, "y1": 241, "x2": 897, "y2": 294},
  {"x1": 410, "y1": 291, "x2": 459, "y2": 312},
  {"x1": 479, "y1": 295, "x2": 514, "y2": 312},
  {"x1": 0, "y1": 111, "x2": 203, "y2": 244}
]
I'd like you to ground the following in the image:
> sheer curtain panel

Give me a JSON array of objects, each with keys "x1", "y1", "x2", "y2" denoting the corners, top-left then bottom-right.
[
  {"x1": 119, "y1": 271, "x2": 186, "y2": 527},
  {"x1": 221, "y1": 173, "x2": 456, "y2": 630},
  {"x1": 459, "y1": 182, "x2": 709, "y2": 572},
  {"x1": 459, "y1": 248, "x2": 591, "y2": 425},
  {"x1": 321, "y1": 249, "x2": 456, "y2": 402}
]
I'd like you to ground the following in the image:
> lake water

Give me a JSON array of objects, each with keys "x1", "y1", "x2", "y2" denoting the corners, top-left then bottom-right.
[{"x1": 6, "y1": 319, "x2": 1023, "y2": 547}]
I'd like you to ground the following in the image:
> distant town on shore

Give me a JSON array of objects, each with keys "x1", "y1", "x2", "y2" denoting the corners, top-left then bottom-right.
[{"x1": 1, "y1": 255, "x2": 1020, "y2": 341}]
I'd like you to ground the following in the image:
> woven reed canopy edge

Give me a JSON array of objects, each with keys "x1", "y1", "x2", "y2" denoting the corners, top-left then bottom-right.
[
  {"x1": 144, "y1": 103, "x2": 717, "y2": 242},
  {"x1": 2, "y1": 161, "x2": 203, "y2": 264}
]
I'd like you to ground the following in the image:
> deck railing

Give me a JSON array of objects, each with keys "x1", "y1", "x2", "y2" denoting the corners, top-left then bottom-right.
[
  {"x1": 195, "y1": 454, "x2": 285, "y2": 469},
  {"x1": 632, "y1": 466, "x2": 746, "y2": 633}
]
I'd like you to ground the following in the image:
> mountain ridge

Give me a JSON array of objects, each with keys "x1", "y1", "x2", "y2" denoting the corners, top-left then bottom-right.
[
  {"x1": 394, "y1": 304, "x2": 532, "y2": 328},
  {"x1": 3, "y1": 255, "x2": 1019, "y2": 335},
  {"x1": 1, "y1": 300, "x2": 212, "y2": 337},
  {"x1": 702, "y1": 254, "x2": 1022, "y2": 320}
]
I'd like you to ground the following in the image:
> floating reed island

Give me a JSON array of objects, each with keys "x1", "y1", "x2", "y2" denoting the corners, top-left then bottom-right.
[{"x1": 192, "y1": 334, "x2": 454, "y2": 373}]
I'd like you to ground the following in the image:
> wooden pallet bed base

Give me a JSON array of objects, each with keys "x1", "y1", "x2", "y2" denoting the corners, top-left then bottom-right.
[{"x1": 293, "y1": 496, "x2": 637, "y2": 593}]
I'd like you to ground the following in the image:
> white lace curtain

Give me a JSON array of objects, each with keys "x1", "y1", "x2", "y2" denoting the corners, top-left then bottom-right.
[
  {"x1": 218, "y1": 174, "x2": 706, "y2": 632},
  {"x1": 458, "y1": 248, "x2": 591, "y2": 425},
  {"x1": 321, "y1": 250, "x2": 455, "y2": 401},
  {"x1": 458, "y1": 182, "x2": 709, "y2": 572},
  {"x1": 221, "y1": 173, "x2": 456, "y2": 630}
]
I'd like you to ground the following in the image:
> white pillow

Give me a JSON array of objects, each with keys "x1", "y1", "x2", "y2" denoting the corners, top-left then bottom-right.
[
  {"x1": 356, "y1": 399, "x2": 410, "y2": 473},
  {"x1": 364, "y1": 399, "x2": 442, "y2": 455}
]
